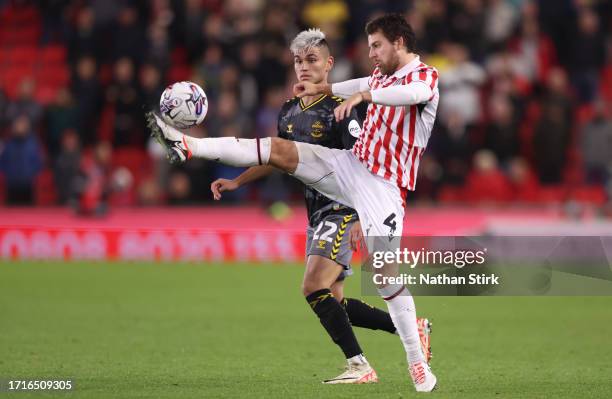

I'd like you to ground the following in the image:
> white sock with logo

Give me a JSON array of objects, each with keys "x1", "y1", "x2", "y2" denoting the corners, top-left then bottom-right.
[
  {"x1": 379, "y1": 284, "x2": 425, "y2": 365},
  {"x1": 185, "y1": 136, "x2": 271, "y2": 167}
]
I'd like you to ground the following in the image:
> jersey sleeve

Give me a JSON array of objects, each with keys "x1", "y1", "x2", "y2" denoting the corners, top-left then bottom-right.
[{"x1": 336, "y1": 107, "x2": 362, "y2": 149}]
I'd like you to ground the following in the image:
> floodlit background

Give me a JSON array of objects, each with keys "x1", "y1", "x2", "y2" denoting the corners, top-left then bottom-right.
[{"x1": 1, "y1": 0, "x2": 611, "y2": 260}]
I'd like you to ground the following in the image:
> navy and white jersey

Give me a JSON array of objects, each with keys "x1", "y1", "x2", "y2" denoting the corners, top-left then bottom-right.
[{"x1": 277, "y1": 95, "x2": 362, "y2": 227}]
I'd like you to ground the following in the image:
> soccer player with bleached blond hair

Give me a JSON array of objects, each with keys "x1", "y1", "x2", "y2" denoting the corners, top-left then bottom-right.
[{"x1": 148, "y1": 14, "x2": 439, "y2": 392}]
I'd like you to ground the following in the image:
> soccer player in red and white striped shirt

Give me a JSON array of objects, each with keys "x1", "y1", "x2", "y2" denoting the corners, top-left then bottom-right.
[{"x1": 148, "y1": 13, "x2": 438, "y2": 392}]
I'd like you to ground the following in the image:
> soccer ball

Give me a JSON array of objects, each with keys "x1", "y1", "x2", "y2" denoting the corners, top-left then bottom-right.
[{"x1": 159, "y1": 81, "x2": 208, "y2": 128}]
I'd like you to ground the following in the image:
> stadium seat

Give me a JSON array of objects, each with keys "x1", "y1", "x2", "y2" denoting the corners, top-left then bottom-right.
[
  {"x1": 167, "y1": 65, "x2": 193, "y2": 83},
  {"x1": 6, "y1": 46, "x2": 37, "y2": 66},
  {"x1": 40, "y1": 45, "x2": 67, "y2": 64},
  {"x1": 36, "y1": 65, "x2": 70, "y2": 87},
  {"x1": 112, "y1": 147, "x2": 153, "y2": 181},
  {"x1": 34, "y1": 169, "x2": 58, "y2": 206},
  {"x1": 570, "y1": 186, "x2": 607, "y2": 205},
  {"x1": 536, "y1": 185, "x2": 568, "y2": 204}
]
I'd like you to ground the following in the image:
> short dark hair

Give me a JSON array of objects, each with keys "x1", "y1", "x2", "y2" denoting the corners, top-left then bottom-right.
[{"x1": 365, "y1": 13, "x2": 416, "y2": 52}]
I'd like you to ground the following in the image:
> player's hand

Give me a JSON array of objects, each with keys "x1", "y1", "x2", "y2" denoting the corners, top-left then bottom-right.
[
  {"x1": 334, "y1": 92, "x2": 363, "y2": 122},
  {"x1": 348, "y1": 221, "x2": 365, "y2": 251},
  {"x1": 210, "y1": 178, "x2": 239, "y2": 200},
  {"x1": 293, "y1": 81, "x2": 318, "y2": 98}
]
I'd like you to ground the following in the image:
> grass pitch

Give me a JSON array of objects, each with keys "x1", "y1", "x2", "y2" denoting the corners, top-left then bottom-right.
[{"x1": 0, "y1": 261, "x2": 611, "y2": 398}]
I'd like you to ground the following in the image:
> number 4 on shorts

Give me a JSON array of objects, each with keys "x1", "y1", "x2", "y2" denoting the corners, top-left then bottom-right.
[{"x1": 384, "y1": 213, "x2": 397, "y2": 238}]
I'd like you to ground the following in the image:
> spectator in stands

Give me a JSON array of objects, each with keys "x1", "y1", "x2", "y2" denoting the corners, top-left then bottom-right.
[
  {"x1": 0, "y1": 115, "x2": 43, "y2": 205},
  {"x1": 418, "y1": 0, "x2": 450, "y2": 54},
  {"x1": 484, "y1": 94, "x2": 519, "y2": 165},
  {"x1": 45, "y1": 88, "x2": 78, "y2": 157},
  {"x1": 464, "y1": 150, "x2": 513, "y2": 203},
  {"x1": 533, "y1": 67, "x2": 573, "y2": 184},
  {"x1": 138, "y1": 63, "x2": 164, "y2": 111},
  {"x1": 581, "y1": 101, "x2": 612, "y2": 184},
  {"x1": 567, "y1": 8, "x2": 606, "y2": 103},
  {"x1": 484, "y1": 0, "x2": 518, "y2": 51},
  {"x1": 5, "y1": 78, "x2": 43, "y2": 126},
  {"x1": 428, "y1": 111, "x2": 473, "y2": 186},
  {"x1": 507, "y1": 16, "x2": 558, "y2": 90},
  {"x1": 106, "y1": 57, "x2": 143, "y2": 147},
  {"x1": 71, "y1": 56, "x2": 101, "y2": 145},
  {"x1": 0, "y1": 88, "x2": 7, "y2": 129},
  {"x1": 438, "y1": 42, "x2": 486, "y2": 129},
  {"x1": 53, "y1": 128, "x2": 81, "y2": 205},
  {"x1": 448, "y1": 0, "x2": 486, "y2": 60},
  {"x1": 508, "y1": 157, "x2": 539, "y2": 202},
  {"x1": 110, "y1": 5, "x2": 146, "y2": 63},
  {"x1": 167, "y1": 170, "x2": 192, "y2": 205},
  {"x1": 74, "y1": 141, "x2": 112, "y2": 215},
  {"x1": 67, "y1": 7, "x2": 100, "y2": 63}
]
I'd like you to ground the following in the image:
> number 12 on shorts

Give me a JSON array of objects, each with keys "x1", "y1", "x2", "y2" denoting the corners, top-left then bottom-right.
[{"x1": 313, "y1": 221, "x2": 338, "y2": 242}]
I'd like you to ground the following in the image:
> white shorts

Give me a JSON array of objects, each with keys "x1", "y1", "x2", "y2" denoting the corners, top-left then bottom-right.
[{"x1": 292, "y1": 143, "x2": 405, "y2": 249}]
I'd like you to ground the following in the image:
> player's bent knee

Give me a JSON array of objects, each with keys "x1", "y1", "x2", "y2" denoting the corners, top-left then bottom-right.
[{"x1": 269, "y1": 137, "x2": 299, "y2": 173}]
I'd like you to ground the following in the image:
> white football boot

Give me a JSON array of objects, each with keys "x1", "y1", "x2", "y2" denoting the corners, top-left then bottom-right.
[
  {"x1": 323, "y1": 358, "x2": 378, "y2": 384},
  {"x1": 409, "y1": 360, "x2": 437, "y2": 392},
  {"x1": 145, "y1": 111, "x2": 191, "y2": 164}
]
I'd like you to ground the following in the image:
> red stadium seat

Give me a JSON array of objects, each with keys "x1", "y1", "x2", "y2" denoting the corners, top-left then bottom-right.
[
  {"x1": 536, "y1": 185, "x2": 568, "y2": 204},
  {"x1": 167, "y1": 65, "x2": 193, "y2": 83},
  {"x1": 34, "y1": 169, "x2": 58, "y2": 206},
  {"x1": 40, "y1": 45, "x2": 66, "y2": 64},
  {"x1": 36, "y1": 65, "x2": 70, "y2": 87},
  {"x1": 112, "y1": 147, "x2": 153, "y2": 180},
  {"x1": 437, "y1": 185, "x2": 464, "y2": 203},
  {"x1": 570, "y1": 186, "x2": 607, "y2": 205},
  {"x1": 6, "y1": 46, "x2": 37, "y2": 66}
]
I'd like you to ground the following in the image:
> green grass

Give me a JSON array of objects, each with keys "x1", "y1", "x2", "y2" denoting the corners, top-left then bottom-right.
[{"x1": 0, "y1": 261, "x2": 611, "y2": 398}]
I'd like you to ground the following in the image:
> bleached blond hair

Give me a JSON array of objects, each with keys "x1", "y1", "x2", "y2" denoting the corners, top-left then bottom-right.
[{"x1": 290, "y1": 28, "x2": 329, "y2": 55}]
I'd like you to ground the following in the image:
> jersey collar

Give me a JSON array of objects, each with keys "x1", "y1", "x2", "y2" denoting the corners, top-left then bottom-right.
[
  {"x1": 299, "y1": 94, "x2": 327, "y2": 111},
  {"x1": 391, "y1": 55, "x2": 421, "y2": 78}
]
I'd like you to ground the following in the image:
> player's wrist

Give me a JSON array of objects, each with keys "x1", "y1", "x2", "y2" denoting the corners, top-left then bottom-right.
[
  {"x1": 320, "y1": 83, "x2": 333, "y2": 96},
  {"x1": 359, "y1": 90, "x2": 372, "y2": 103}
]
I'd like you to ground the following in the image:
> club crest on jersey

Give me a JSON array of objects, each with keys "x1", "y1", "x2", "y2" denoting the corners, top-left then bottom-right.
[{"x1": 311, "y1": 120, "x2": 324, "y2": 138}]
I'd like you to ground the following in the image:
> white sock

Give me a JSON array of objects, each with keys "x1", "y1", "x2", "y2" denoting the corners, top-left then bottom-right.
[
  {"x1": 347, "y1": 354, "x2": 368, "y2": 365},
  {"x1": 379, "y1": 284, "x2": 425, "y2": 365},
  {"x1": 185, "y1": 136, "x2": 271, "y2": 167}
]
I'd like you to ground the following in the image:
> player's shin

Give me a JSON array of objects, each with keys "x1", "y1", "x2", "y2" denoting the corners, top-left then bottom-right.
[
  {"x1": 341, "y1": 298, "x2": 396, "y2": 334},
  {"x1": 306, "y1": 289, "x2": 364, "y2": 360},
  {"x1": 186, "y1": 136, "x2": 271, "y2": 167},
  {"x1": 378, "y1": 283, "x2": 425, "y2": 365}
]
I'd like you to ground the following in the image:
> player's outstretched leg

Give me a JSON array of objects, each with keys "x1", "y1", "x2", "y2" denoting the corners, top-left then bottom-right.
[
  {"x1": 303, "y1": 255, "x2": 377, "y2": 384},
  {"x1": 147, "y1": 112, "x2": 299, "y2": 172}
]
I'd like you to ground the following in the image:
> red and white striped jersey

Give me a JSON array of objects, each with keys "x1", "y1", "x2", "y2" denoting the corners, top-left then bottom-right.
[{"x1": 352, "y1": 56, "x2": 439, "y2": 192}]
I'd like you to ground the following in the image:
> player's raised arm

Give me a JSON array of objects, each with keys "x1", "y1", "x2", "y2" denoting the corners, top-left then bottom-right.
[
  {"x1": 210, "y1": 165, "x2": 274, "y2": 200},
  {"x1": 293, "y1": 77, "x2": 371, "y2": 99}
]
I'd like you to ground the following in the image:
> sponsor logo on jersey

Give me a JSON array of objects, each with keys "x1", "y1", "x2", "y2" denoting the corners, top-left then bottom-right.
[{"x1": 348, "y1": 119, "x2": 361, "y2": 138}]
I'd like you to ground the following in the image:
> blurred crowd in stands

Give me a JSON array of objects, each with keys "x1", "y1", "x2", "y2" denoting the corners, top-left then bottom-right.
[{"x1": 0, "y1": 0, "x2": 610, "y2": 214}]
